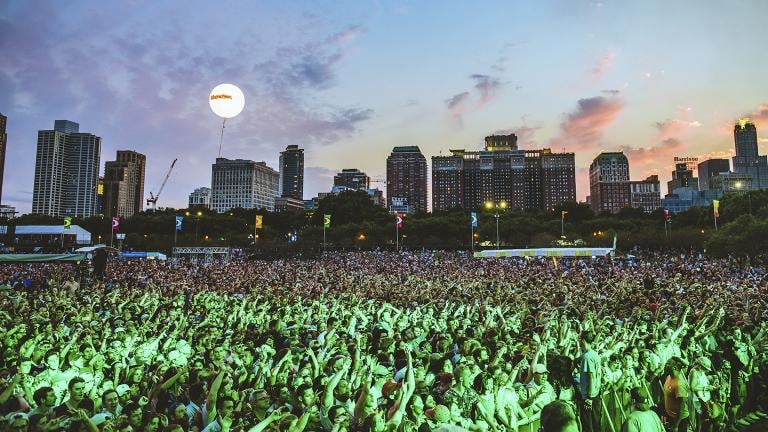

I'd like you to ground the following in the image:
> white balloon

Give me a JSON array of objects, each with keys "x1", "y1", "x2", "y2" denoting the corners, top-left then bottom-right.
[{"x1": 209, "y1": 83, "x2": 245, "y2": 119}]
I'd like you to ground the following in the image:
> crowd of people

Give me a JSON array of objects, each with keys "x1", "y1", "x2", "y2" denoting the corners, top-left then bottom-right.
[{"x1": 0, "y1": 251, "x2": 766, "y2": 432}]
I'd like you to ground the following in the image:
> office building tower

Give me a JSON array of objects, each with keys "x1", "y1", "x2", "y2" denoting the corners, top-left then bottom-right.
[
  {"x1": 189, "y1": 187, "x2": 211, "y2": 208},
  {"x1": 732, "y1": 118, "x2": 768, "y2": 189},
  {"x1": 32, "y1": 120, "x2": 101, "y2": 217},
  {"x1": 333, "y1": 168, "x2": 371, "y2": 190},
  {"x1": 210, "y1": 158, "x2": 279, "y2": 213},
  {"x1": 667, "y1": 162, "x2": 699, "y2": 193},
  {"x1": 629, "y1": 175, "x2": 661, "y2": 213},
  {"x1": 589, "y1": 152, "x2": 630, "y2": 214},
  {"x1": 279, "y1": 145, "x2": 304, "y2": 200},
  {"x1": 431, "y1": 135, "x2": 575, "y2": 211},
  {"x1": 0, "y1": 113, "x2": 7, "y2": 204},
  {"x1": 102, "y1": 151, "x2": 146, "y2": 218},
  {"x1": 709, "y1": 172, "x2": 752, "y2": 193},
  {"x1": 697, "y1": 159, "x2": 731, "y2": 191},
  {"x1": 386, "y1": 146, "x2": 428, "y2": 213}
]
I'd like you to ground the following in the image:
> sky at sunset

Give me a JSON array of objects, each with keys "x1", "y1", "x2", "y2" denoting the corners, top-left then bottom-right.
[{"x1": 2, "y1": 0, "x2": 768, "y2": 213}]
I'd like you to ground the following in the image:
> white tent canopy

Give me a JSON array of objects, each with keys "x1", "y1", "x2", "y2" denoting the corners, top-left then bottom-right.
[
  {"x1": 14, "y1": 225, "x2": 92, "y2": 244},
  {"x1": 474, "y1": 247, "x2": 614, "y2": 258}
]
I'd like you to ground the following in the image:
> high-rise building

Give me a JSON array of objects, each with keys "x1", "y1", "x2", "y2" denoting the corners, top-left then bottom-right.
[
  {"x1": 279, "y1": 145, "x2": 304, "y2": 200},
  {"x1": 333, "y1": 169, "x2": 371, "y2": 190},
  {"x1": 189, "y1": 187, "x2": 211, "y2": 208},
  {"x1": 116, "y1": 150, "x2": 146, "y2": 213},
  {"x1": 102, "y1": 151, "x2": 146, "y2": 218},
  {"x1": 667, "y1": 162, "x2": 699, "y2": 193},
  {"x1": 589, "y1": 152, "x2": 630, "y2": 214},
  {"x1": 210, "y1": 158, "x2": 279, "y2": 213},
  {"x1": 431, "y1": 137, "x2": 575, "y2": 211},
  {"x1": 697, "y1": 159, "x2": 731, "y2": 191},
  {"x1": 386, "y1": 146, "x2": 428, "y2": 213},
  {"x1": 0, "y1": 113, "x2": 7, "y2": 204},
  {"x1": 629, "y1": 175, "x2": 661, "y2": 213},
  {"x1": 709, "y1": 172, "x2": 752, "y2": 193},
  {"x1": 732, "y1": 118, "x2": 768, "y2": 189},
  {"x1": 32, "y1": 120, "x2": 101, "y2": 217}
]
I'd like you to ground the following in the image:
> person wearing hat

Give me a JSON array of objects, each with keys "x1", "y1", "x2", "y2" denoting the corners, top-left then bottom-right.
[
  {"x1": 621, "y1": 387, "x2": 664, "y2": 432},
  {"x1": 520, "y1": 363, "x2": 556, "y2": 418}
]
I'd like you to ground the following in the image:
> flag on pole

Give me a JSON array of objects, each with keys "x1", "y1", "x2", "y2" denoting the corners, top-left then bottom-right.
[
  {"x1": 396, "y1": 213, "x2": 404, "y2": 229},
  {"x1": 713, "y1": 200, "x2": 720, "y2": 218},
  {"x1": 175, "y1": 216, "x2": 183, "y2": 231},
  {"x1": 471, "y1": 211, "x2": 478, "y2": 228},
  {"x1": 63, "y1": 217, "x2": 72, "y2": 230},
  {"x1": 112, "y1": 216, "x2": 120, "y2": 231},
  {"x1": 663, "y1": 209, "x2": 670, "y2": 221},
  {"x1": 561, "y1": 210, "x2": 568, "y2": 219},
  {"x1": 255, "y1": 215, "x2": 263, "y2": 229},
  {"x1": 324, "y1": 214, "x2": 331, "y2": 228}
]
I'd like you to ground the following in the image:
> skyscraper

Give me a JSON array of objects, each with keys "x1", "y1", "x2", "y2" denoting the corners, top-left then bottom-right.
[
  {"x1": 333, "y1": 169, "x2": 371, "y2": 190},
  {"x1": 386, "y1": 146, "x2": 428, "y2": 213},
  {"x1": 102, "y1": 151, "x2": 145, "y2": 218},
  {"x1": 697, "y1": 159, "x2": 730, "y2": 191},
  {"x1": 431, "y1": 137, "x2": 575, "y2": 212},
  {"x1": 32, "y1": 120, "x2": 101, "y2": 217},
  {"x1": 732, "y1": 118, "x2": 768, "y2": 190},
  {"x1": 210, "y1": 158, "x2": 279, "y2": 213},
  {"x1": 0, "y1": 113, "x2": 7, "y2": 204},
  {"x1": 667, "y1": 162, "x2": 699, "y2": 193},
  {"x1": 279, "y1": 145, "x2": 304, "y2": 200},
  {"x1": 629, "y1": 175, "x2": 661, "y2": 213},
  {"x1": 589, "y1": 152, "x2": 630, "y2": 214}
]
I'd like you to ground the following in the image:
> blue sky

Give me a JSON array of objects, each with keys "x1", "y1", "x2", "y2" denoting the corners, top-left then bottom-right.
[{"x1": 2, "y1": 0, "x2": 767, "y2": 212}]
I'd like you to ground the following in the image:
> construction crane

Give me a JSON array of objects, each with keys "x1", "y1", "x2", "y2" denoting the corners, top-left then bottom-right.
[{"x1": 146, "y1": 158, "x2": 177, "y2": 211}]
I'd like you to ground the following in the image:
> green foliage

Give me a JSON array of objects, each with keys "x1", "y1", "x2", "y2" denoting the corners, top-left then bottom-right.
[{"x1": 8, "y1": 190, "x2": 768, "y2": 255}]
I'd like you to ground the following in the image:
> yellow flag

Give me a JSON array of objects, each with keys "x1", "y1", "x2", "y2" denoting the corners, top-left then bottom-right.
[
  {"x1": 255, "y1": 215, "x2": 263, "y2": 229},
  {"x1": 713, "y1": 200, "x2": 719, "y2": 218}
]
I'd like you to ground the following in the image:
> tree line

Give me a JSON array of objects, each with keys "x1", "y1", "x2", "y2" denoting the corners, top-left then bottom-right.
[{"x1": 3, "y1": 190, "x2": 767, "y2": 257}]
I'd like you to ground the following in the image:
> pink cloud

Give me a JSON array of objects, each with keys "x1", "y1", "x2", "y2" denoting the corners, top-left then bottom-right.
[
  {"x1": 551, "y1": 95, "x2": 624, "y2": 152},
  {"x1": 656, "y1": 119, "x2": 701, "y2": 139},
  {"x1": 591, "y1": 51, "x2": 615, "y2": 78},
  {"x1": 445, "y1": 91, "x2": 471, "y2": 126}
]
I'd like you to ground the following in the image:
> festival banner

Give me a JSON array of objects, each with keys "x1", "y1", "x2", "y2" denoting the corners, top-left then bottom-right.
[
  {"x1": 111, "y1": 216, "x2": 120, "y2": 231},
  {"x1": 63, "y1": 217, "x2": 72, "y2": 230},
  {"x1": 471, "y1": 211, "x2": 478, "y2": 228},
  {"x1": 255, "y1": 215, "x2": 263, "y2": 229},
  {"x1": 324, "y1": 214, "x2": 331, "y2": 228},
  {"x1": 175, "y1": 216, "x2": 183, "y2": 231},
  {"x1": 713, "y1": 200, "x2": 720, "y2": 218},
  {"x1": 396, "y1": 213, "x2": 404, "y2": 229}
]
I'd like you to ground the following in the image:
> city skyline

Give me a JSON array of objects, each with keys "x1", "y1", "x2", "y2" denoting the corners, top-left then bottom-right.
[{"x1": 2, "y1": 1, "x2": 768, "y2": 213}]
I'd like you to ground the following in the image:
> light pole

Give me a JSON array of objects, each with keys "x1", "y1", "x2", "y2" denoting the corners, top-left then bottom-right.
[
  {"x1": 195, "y1": 211, "x2": 202, "y2": 243},
  {"x1": 484, "y1": 201, "x2": 508, "y2": 250}
]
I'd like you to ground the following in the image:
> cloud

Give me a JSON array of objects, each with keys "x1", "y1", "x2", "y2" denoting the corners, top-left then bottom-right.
[
  {"x1": 492, "y1": 126, "x2": 541, "y2": 148},
  {"x1": 591, "y1": 51, "x2": 615, "y2": 78},
  {"x1": 0, "y1": 2, "x2": 373, "y2": 212},
  {"x1": 551, "y1": 95, "x2": 624, "y2": 152},
  {"x1": 470, "y1": 74, "x2": 503, "y2": 106},
  {"x1": 743, "y1": 103, "x2": 768, "y2": 129},
  {"x1": 621, "y1": 138, "x2": 686, "y2": 169},
  {"x1": 655, "y1": 118, "x2": 701, "y2": 139},
  {"x1": 445, "y1": 91, "x2": 471, "y2": 125},
  {"x1": 601, "y1": 89, "x2": 621, "y2": 95}
]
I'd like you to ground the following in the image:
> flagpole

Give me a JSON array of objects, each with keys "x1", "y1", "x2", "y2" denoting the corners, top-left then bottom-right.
[
  {"x1": 470, "y1": 224, "x2": 474, "y2": 252},
  {"x1": 174, "y1": 218, "x2": 178, "y2": 245},
  {"x1": 323, "y1": 225, "x2": 326, "y2": 254},
  {"x1": 396, "y1": 221, "x2": 399, "y2": 252},
  {"x1": 714, "y1": 211, "x2": 718, "y2": 231},
  {"x1": 561, "y1": 212, "x2": 565, "y2": 237}
]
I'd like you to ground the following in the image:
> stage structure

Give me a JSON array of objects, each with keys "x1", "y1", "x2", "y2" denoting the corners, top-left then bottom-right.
[
  {"x1": 172, "y1": 246, "x2": 231, "y2": 264},
  {"x1": 474, "y1": 247, "x2": 614, "y2": 258}
]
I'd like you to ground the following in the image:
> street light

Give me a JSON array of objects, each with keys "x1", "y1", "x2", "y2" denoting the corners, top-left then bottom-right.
[
  {"x1": 484, "y1": 201, "x2": 508, "y2": 250},
  {"x1": 195, "y1": 211, "x2": 203, "y2": 243}
]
